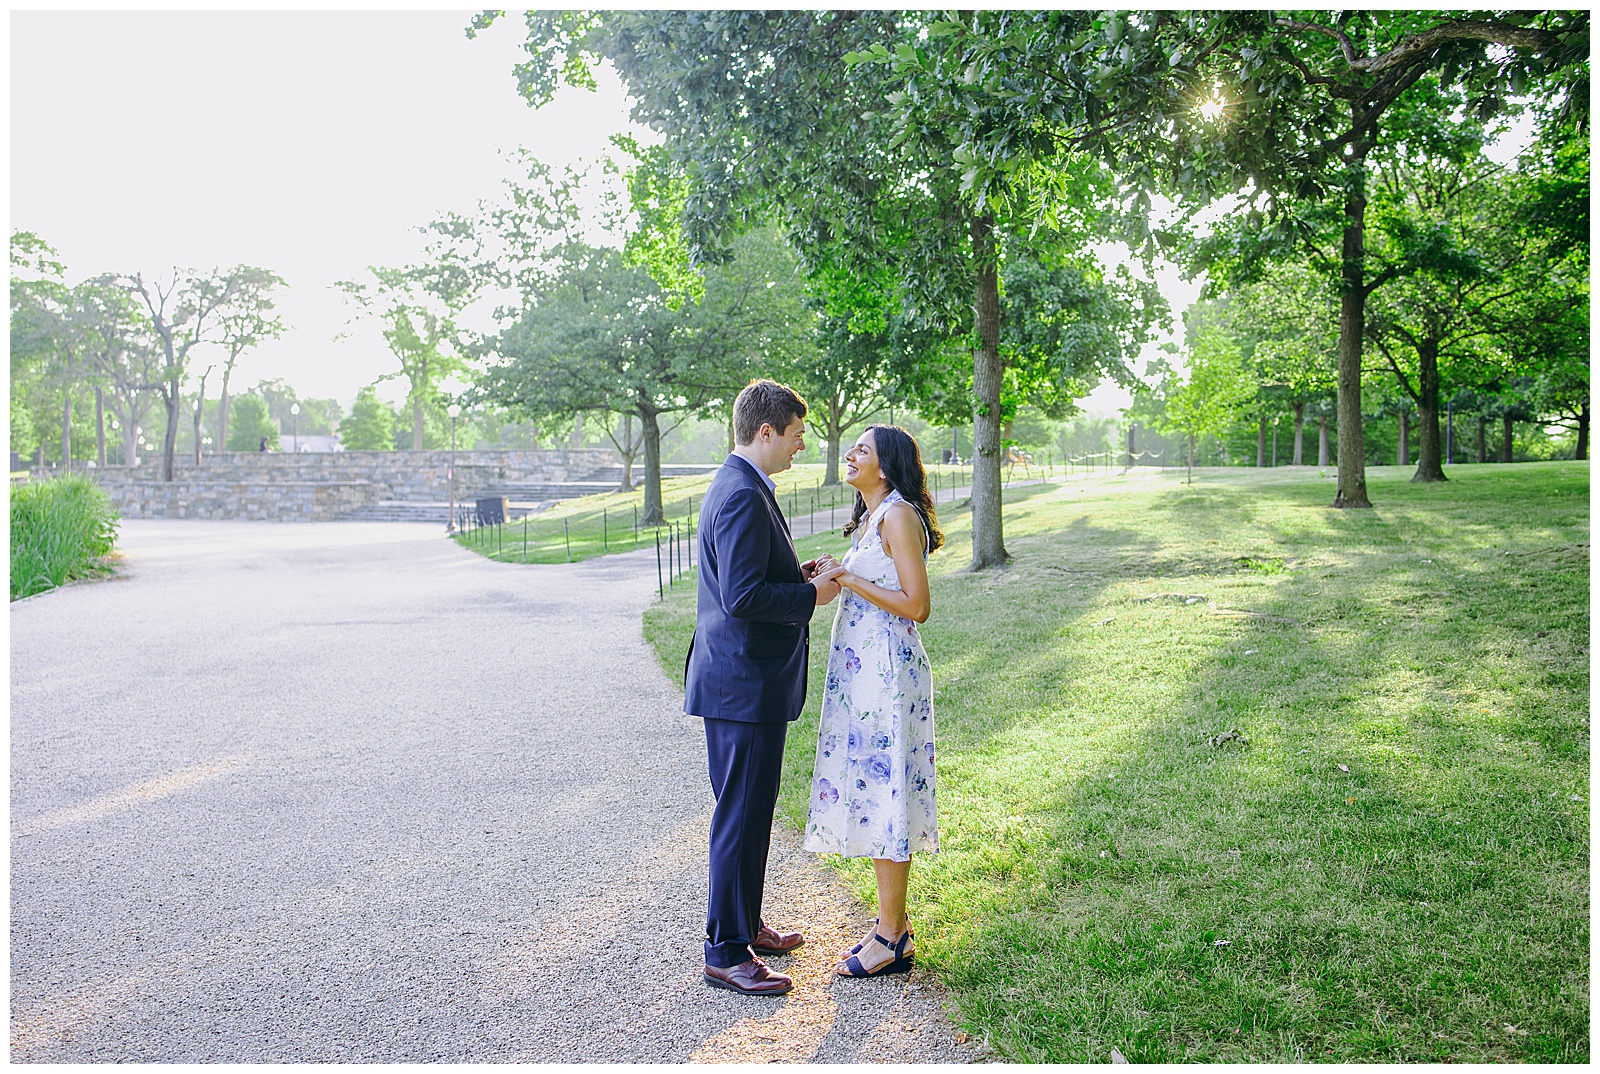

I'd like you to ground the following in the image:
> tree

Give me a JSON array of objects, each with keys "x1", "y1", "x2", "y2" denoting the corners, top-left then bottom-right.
[
  {"x1": 213, "y1": 269, "x2": 287, "y2": 454},
  {"x1": 468, "y1": 149, "x2": 811, "y2": 519},
  {"x1": 226, "y1": 393, "x2": 278, "y2": 452},
  {"x1": 791, "y1": 258, "x2": 905, "y2": 486},
  {"x1": 68, "y1": 278, "x2": 154, "y2": 469},
  {"x1": 123, "y1": 267, "x2": 267, "y2": 480},
  {"x1": 10, "y1": 233, "x2": 82, "y2": 469},
  {"x1": 1161, "y1": 328, "x2": 1259, "y2": 483},
  {"x1": 338, "y1": 219, "x2": 481, "y2": 451},
  {"x1": 1497, "y1": 131, "x2": 1590, "y2": 461},
  {"x1": 338, "y1": 385, "x2": 398, "y2": 451},
  {"x1": 483, "y1": 227, "x2": 809, "y2": 524},
  {"x1": 1230, "y1": 265, "x2": 1339, "y2": 466},
  {"x1": 478, "y1": 10, "x2": 1142, "y2": 569},
  {"x1": 895, "y1": 9, "x2": 1588, "y2": 509}
]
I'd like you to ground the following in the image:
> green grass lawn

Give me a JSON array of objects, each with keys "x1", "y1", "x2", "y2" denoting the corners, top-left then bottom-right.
[{"x1": 643, "y1": 461, "x2": 1589, "y2": 1062}]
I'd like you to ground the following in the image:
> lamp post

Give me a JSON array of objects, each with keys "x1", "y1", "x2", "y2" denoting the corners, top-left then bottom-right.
[
  {"x1": 290, "y1": 402, "x2": 300, "y2": 453},
  {"x1": 447, "y1": 402, "x2": 461, "y2": 533}
]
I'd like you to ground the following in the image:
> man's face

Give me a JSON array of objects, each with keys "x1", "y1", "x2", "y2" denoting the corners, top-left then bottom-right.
[{"x1": 758, "y1": 417, "x2": 807, "y2": 474}]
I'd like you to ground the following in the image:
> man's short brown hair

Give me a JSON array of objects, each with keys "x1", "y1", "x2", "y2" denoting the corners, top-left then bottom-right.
[{"x1": 733, "y1": 379, "x2": 807, "y2": 445}]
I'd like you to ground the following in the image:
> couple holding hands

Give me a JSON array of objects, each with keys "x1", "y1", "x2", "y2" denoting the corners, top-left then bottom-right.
[{"x1": 687, "y1": 379, "x2": 943, "y2": 997}]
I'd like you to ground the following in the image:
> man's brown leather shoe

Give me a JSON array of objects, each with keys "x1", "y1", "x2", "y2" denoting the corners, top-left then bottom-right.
[
  {"x1": 703, "y1": 957, "x2": 794, "y2": 996},
  {"x1": 752, "y1": 923, "x2": 804, "y2": 957}
]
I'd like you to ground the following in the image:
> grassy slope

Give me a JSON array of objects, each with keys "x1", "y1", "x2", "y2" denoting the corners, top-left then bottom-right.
[{"x1": 643, "y1": 462, "x2": 1589, "y2": 1062}]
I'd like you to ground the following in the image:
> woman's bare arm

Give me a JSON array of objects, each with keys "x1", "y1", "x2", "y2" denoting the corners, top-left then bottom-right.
[{"x1": 835, "y1": 502, "x2": 931, "y2": 622}]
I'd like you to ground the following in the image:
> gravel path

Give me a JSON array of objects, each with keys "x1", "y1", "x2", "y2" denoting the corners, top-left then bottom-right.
[{"x1": 10, "y1": 521, "x2": 981, "y2": 1063}]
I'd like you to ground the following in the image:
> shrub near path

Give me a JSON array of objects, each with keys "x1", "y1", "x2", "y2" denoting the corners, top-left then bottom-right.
[
  {"x1": 10, "y1": 474, "x2": 120, "y2": 600},
  {"x1": 644, "y1": 462, "x2": 1589, "y2": 1063}
]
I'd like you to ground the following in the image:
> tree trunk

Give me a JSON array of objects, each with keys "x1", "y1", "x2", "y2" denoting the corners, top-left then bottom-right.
[
  {"x1": 192, "y1": 387, "x2": 206, "y2": 467},
  {"x1": 822, "y1": 394, "x2": 844, "y2": 486},
  {"x1": 162, "y1": 377, "x2": 180, "y2": 481},
  {"x1": 570, "y1": 411, "x2": 584, "y2": 449},
  {"x1": 95, "y1": 387, "x2": 106, "y2": 468},
  {"x1": 412, "y1": 396, "x2": 425, "y2": 451},
  {"x1": 61, "y1": 392, "x2": 72, "y2": 471},
  {"x1": 217, "y1": 368, "x2": 233, "y2": 453},
  {"x1": 1126, "y1": 423, "x2": 1136, "y2": 470},
  {"x1": 1293, "y1": 404, "x2": 1305, "y2": 465},
  {"x1": 1476, "y1": 414, "x2": 1487, "y2": 462},
  {"x1": 1256, "y1": 414, "x2": 1266, "y2": 467},
  {"x1": 640, "y1": 405, "x2": 665, "y2": 526},
  {"x1": 1397, "y1": 411, "x2": 1409, "y2": 467},
  {"x1": 125, "y1": 420, "x2": 139, "y2": 468},
  {"x1": 1501, "y1": 414, "x2": 1514, "y2": 463},
  {"x1": 1411, "y1": 342, "x2": 1445, "y2": 482},
  {"x1": 1576, "y1": 403, "x2": 1589, "y2": 461},
  {"x1": 1186, "y1": 432, "x2": 1195, "y2": 484},
  {"x1": 1318, "y1": 416, "x2": 1329, "y2": 467},
  {"x1": 969, "y1": 212, "x2": 1007, "y2": 569},
  {"x1": 1332, "y1": 148, "x2": 1373, "y2": 508},
  {"x1": 618, "y1": 414, "x2": 636, "y2": 490}
]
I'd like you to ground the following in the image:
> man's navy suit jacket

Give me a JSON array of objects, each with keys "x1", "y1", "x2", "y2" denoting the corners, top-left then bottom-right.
[{"x1": 684, "y1": 454, "x2": 819, "y2": 724}]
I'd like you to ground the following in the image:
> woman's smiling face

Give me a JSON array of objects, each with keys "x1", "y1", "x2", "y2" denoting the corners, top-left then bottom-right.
[{"x1": 844, "y1": 430, "x2": 883, "y2": 491}]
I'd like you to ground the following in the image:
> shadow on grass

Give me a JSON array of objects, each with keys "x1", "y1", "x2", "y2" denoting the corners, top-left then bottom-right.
[
  {"x1": 643, "y1": 465, "x2": 1588, "y2": 1063},
  {"x1": 915, "y1": 466, "x2": 1589, "y2": 1062}
]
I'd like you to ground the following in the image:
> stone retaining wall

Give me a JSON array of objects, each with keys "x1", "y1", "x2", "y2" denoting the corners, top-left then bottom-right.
[{"x1": 84, "y1": 448, "x2": 616, "y2": 521}]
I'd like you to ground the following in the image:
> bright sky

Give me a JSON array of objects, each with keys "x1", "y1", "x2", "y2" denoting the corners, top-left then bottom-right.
[
  {"x1": 11, "y1": 11, "x2": 1534, "y2": 420},
  {"x1": 10, "y1": 10, "x2": 647, "y2": 410}
]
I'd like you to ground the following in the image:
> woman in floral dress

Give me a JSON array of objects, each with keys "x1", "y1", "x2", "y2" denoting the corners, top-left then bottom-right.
[{"x1": 804, "y1": 424, "x2": 942, "y2": 978}]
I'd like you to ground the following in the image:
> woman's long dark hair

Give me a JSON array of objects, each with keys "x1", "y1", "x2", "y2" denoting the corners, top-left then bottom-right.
[{"x1": 841, "y1": 425, "x2": 944, "y2": 553}]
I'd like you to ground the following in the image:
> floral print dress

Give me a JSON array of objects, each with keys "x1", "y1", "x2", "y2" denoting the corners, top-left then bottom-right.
[{"x1": 804, "y1": 490, "x2": 939, "y2": 862}]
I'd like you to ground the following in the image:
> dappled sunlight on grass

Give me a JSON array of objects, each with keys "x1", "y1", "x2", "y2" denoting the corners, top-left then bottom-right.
[{"x1": 644, "y1": 462, "x2": 1588, "y2": 1062}]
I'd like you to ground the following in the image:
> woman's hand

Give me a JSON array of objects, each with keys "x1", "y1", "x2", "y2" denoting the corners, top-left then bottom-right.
[
  {"x1": 810, "y1": 560, "x2": 846, "y2": 586},
  {"x1": 802, "y1": 552, "x2": 842, "y2": 580}
]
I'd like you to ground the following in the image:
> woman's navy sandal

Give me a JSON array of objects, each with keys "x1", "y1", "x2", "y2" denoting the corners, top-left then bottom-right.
[
  {"x1": 841, "y1": 918, "x2": 878, "y2": 959},
  {"x1": 837, "y1": 926, "x2": 914, "y2": 978}
]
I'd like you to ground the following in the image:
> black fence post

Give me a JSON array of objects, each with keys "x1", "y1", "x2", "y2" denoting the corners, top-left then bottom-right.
[{"x1": 655, "y1": 527, "x2": 663, "y2": 600}]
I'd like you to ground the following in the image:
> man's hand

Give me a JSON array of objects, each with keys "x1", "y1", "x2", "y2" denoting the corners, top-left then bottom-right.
[
  {"x1": 810, "y1": 564, "x2": 844, "y2": 605},
  {"x1": 800, "y1": 557, "x2": 822, "y2": 582}
]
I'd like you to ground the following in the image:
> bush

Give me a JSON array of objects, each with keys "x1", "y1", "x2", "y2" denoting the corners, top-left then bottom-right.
[
  {"x1": 338, "y1": 385, "x2": 397, "y2": 451},
  {"x1": 227, "y1": 394, "x2": 279, "y2": 452},
  {"x1": 10, "y1": 475, "x2": 120, "y2": 600}
]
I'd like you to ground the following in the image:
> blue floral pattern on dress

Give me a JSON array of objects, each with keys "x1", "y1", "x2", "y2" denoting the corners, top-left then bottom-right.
[{"x1": 804, "y1": 491, "x2": 940, "y2": 863}]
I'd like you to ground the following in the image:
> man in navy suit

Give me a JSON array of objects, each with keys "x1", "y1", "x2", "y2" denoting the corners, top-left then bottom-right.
[{"x1": 688, "y1": 379, "x2": 842, "y2": 996}]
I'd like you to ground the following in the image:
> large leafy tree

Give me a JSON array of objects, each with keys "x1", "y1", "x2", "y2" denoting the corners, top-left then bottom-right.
[
  {"x1": 122, "y1": 266, "x2": 276, "y2": 480},
  {"x1": 893, "y1": 9, "x2": 1588, "y2": 508},
  {"x1": 1363, "y1": 154, "x2": 1532, "y2": 481},
  {"x1": 338, "y1": 219, "x2": 481, "y2": 451},
  {"x1": 792, "y1": 257, "x2": 916, "y2": 486},
  {"x1": 1228, "y1": 264, "x2": 1339, "y2": 466},
  {"x1": 476, "y1": 10, "x2": 1147, "y2": 569},
  {"x1": 213, "y1": 269, "x2": 287, "y2": 455},
  {"x1": 1160, "y1": 327, "x2": 1260, "y2": 483},
  {"x1": 1500, "y1": 131, "x2": 1590, "y2": 460},
  {"x1": 482, "y1": 227, "x2": 810, "y2": 524}
]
